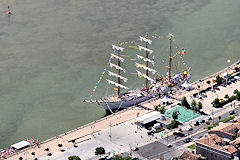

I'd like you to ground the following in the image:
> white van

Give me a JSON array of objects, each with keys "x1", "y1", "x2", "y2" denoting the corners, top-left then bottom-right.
[{"x1": 152, "y1": 123, "x2": 161, "y2": 130}]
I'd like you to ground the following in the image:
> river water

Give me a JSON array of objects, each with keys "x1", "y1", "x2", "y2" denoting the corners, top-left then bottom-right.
[{"x1": 0, "y1": 0, "x2": 239, "y2": 147}]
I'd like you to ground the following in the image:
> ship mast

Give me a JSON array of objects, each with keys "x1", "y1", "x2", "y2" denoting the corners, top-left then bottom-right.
[
  {"x1": 117, "y1": 48, "x2": 121, "y2": 96},
  {"x1": 168, "y1": 33, "x2": 173, "y2": 82},
  {"x1": 145, "y1": 40, "x2": 149, "y2": 91},
  {"x1": 137, "y1": 36, "x2": 155, "y2": 92},
  {"x1": 107, "y1": 45, "x2": 129, "y2": 96}
]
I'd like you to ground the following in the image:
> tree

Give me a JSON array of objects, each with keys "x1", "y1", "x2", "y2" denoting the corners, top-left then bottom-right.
[
  {"x1": 234, "y1": 89, "x2": 239, "y2": 95},
  {"x1": 168, "y1": 120, "x2": 179, "y2": 129},
  {"x1": 31, "y1": 152, "x2": 35, "y2": 159},
  {"x1": 172, "y1": 110, "x2": 178, "y2": 120},
  {"x1": 213, "y1": 98, "x2": 220, "y2": 108},
  {"x1": 224, "y1": 94, "x2": 230, "y2": 100},
  {"x1": 181, "y1": 97, "x2": 190, "y2": 109},
  {"x1": 68, "y1": 155, "x2": 81, "y2": 160},
  {"x1": 191, "y1": 99, "x2": 197, "y2": 111},
  {"x1": 206, "y1": 80, "x2": 211, "y2": 86},
  {"x1": 154, "y1": 105, "x2": 159, "y2": 111},
  {"x1": 234, "y1": 67, "x2": 240, "y2": 72},
  {"x1": 113, "y1": 155, "x2": 131, "y2": 160},
  {"x1": 58, "y1": 144, "x2": 64, "y2": 152},
  {"x1": 218, "y1": 116, "x2": 221, "y2": 121},
  {"x1": 95, "y1": 147, "x2": 105, "y2": 155},
  {"x1": 236, "y1": 92, "x2": 240, "y2": 101},
  {"x1": 216, "y1": 75, "x2": 224, "y2": 84},
  {"x1": 71, "y1": 140, "x2": 77, "y2": 148},
  {"x1": 159, "y1": 106, "x2": 166, "y2": 114},
  {"x1": 197, "y1": 101, "x2": 203, "y2": 111}
]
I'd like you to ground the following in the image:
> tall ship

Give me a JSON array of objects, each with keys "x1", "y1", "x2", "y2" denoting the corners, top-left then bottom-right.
[{"x1": 84, "y1": 33, "x2": 191, "y2": 113}]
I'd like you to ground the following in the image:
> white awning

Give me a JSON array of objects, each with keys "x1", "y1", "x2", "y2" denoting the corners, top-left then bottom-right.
[
  {"x1": 135, "y1": 111, "x2": 162, "y2": 125},
  {"x1": 161, "y1": 96, "x2": 169, "y2": 103},
  {"x1": 11, "y1": 141, "x2": 31, "y2": 150},
  {"x1": 181, "y1": 81, "x2": 192, "y2": 89}
]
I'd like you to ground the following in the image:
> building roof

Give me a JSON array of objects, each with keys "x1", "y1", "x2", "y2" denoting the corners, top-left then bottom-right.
[
  {"x1": 11, "y1": 141, "x2": 31, "y2": 150},
  {"x1": 197, "y1": 134, "x2": 238, "y2": 154},
  {"x1": 172, "y1": 151, "x2": 206, "y2": 160},
  {"x1": 210, "y1": 122, "x2": 240, "y2": 136},
  {"x1": 135, "y1": 111, "x2": 162, "y2": 125},
  {"x1": 156, "y1": 115, "x2": 172, "y2": 125},
  {"x1": 230, "y1": 137, "x2": 240, "y2": 145}
]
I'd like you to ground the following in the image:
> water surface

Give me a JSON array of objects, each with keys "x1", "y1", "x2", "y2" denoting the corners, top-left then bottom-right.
[{"x1": 0, "y1": 0, "x2": 239, "y2": 147}]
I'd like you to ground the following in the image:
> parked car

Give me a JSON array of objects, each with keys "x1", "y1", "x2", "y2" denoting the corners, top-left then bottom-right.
[
  {"x1": 213, "y1": 87, "x2": 220, "y2": 90},
  {"x1": 194, "y1": 121, "x2": 200, "y2": 126},
  {"x1": 229, "y1": 111, "x2": 235, "y2": 115},
  {"x1": 193, "y1": 138, "x2": 198, "y2": 142},
  {"x1": 186, "y1": 127, "x2": 193, "y2": 131},
  {"x1": 131, "y1": 157, "x2": 139, "y2": 160},
  {"x1": 131, "y1": 147, "x2": 139, "y2": 151},
  {"x1": 200, "y1": 119, "x2": 205, "y2": 123},
  {"x1": 147, "y1": 130, "x2": 154, "y2": 135},
  {"x1": 207, "y1": 116, "x2": 212, "y2": 120},
  {"x1": 167, "y1": 144, "x2": 173, "y2": 148},
  {"x1": 184, "y1": 137, "x2": 192, "y2": 143},
  {"x1": 173, "y1": 131, "x2": 185, "y2": 137}
]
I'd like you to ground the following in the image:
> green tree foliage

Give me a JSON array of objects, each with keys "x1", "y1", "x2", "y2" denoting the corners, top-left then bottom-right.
[
  {"x1": 154, "y1": 105, "x2": 159, "y2": 111},
  {"x1": 234, "y1": 89, "x2": 240, "y2": 101},
  {"x1": 206, "y1": 80, "x2": 211, "y2": 85},
  {"x1": 181, "y1": 97, "x2": 190, "y2": 109},
  {"x1": 236, "y1": 92, "x2": 240, "y2": 101},
  {"x1": 212, "y1": 98, "x2": 221, "y2": 108},
  {"x1": 95, "y1": 147, "x2": 105, "y2": 155},
  {"x1": 191, "y1": 99, "x2": 197, "y2": 110},
  {"x1": 234, "y1": 89, "x2": 239, "y2": 95},
  {"x1": 216, "y1": 75, "x2": 224, "y2": 85},
  {"x1": 197, "y1": 101, "x2": 203, "y2": 111},
  {"x1": 68, "y1": 156, "x2": 81, "y2": 160},
  {"x1": 224, "y1": 94, "x2": 229, "y2": 99},
  {"x1": 172, "y1": 110, "x2": 178, "y2": 120},
  {"x1": 168, "y1": 120, "x2": 179, "y2": 129},
  {"x1": 112, "y1": 155, "x2": 131, "y2": 160},
  {"x1": 159, "y1": 106, "x2": 166, "y2": 114},
  {"x1": 234, "y1": 67, "x2": 240, "y2": 72}
]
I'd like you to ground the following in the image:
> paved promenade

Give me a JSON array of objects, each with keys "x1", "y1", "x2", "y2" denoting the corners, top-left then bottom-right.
[{"x1": 6, "y1": 60, "x2": 240, "y2": 160}]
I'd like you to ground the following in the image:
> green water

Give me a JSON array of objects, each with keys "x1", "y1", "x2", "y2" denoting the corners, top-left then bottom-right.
[{"x1": 0, "y1": 0, "x2": 239, "y2": 147}]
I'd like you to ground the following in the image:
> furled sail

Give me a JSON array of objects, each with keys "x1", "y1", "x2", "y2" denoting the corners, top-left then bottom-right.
[
  {"x1": 136, "y1": 63, "x2": 157, "y2": 75},
  {"x1": 109, "y1": 63, "x2": 126, "y2": 73},
  {"x1": 108, "y1": 71, "x2": 128, "y2": 82},
  {"x1": 106, "y1": 79, "x2": 129, "y2": 90},
  {"x1": 138, "y1": 45, "x2": 153, "y2": 54},
  {"x1": 111, "y1": 53, "x2": 125, "y2": 62},
  {"x1": 136, "y1": 70, "x2": 155, "y2": 83},
  {"x1": 112, "y1": 45, "x2": 124, "y2": 52},
  {"x1": 136, "y1": 54, "x2": 154, "y2": 66},
  {"x1": 139, "y1": 36, "x2": 152, "y2": 44}
]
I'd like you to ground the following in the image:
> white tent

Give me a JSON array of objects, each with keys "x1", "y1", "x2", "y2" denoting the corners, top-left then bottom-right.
[
  {"x1": 234, "y1": 76, "x2": 240, "y2": 80},
  {"x1": 161, "y1": 96, "x2": 169, "y2": 103},
  {"x1": 222, "y1": 72, "x2": 231, "y2": 78},
  {"x1": 11, "y1": 141, "x2": 30, "y2": 150},
  {"x1": 135, "y1": 111, "x2": 162, "y2": 125},
  {"x1": 181, "y1": 81, "x2": 192, "y2": 90}
]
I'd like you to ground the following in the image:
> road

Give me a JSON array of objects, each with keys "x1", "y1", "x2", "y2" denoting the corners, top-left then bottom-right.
[{"x1": 128, "y1": 105, "x2": 240, "y2": 160}]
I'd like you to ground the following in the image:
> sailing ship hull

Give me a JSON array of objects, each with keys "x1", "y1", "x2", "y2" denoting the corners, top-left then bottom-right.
[{"x1": 99, "y1": 95, "x2": 153, "y2": 111}]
